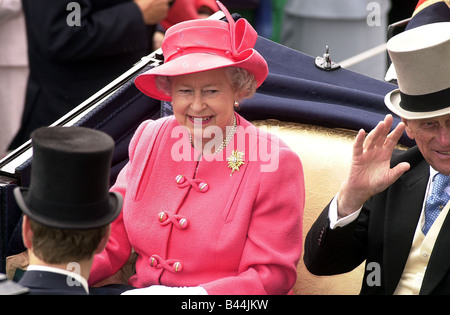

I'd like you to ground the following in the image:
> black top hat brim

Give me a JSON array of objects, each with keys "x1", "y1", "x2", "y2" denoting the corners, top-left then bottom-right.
[{"x1": 14, "y1": 187, "x2": 123, "y2": 229}]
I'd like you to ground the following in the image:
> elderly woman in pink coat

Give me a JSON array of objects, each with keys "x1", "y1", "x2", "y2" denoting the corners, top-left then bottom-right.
[{"x1": 89, "y1": 2, "x2": 304, "y2": 295}]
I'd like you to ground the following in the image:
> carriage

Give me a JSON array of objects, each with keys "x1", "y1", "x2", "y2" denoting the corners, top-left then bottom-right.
[{"x1": 0, "y1": 10, "x2": 414, "y2": 294}]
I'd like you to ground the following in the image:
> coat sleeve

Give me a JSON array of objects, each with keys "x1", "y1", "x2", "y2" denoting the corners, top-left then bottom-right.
[
  {"x1": 22, "y1": 0, "x2": 149, "y2": 62},
  {"x1": 89, "y1": 120, "x2": 152, "y2": 285},
  {"x1": 303, "y1": 200, "x2": 370, "y2": 276},
  {"x1": 201, "y1": 145, "x2": 305, "y2": 294}
]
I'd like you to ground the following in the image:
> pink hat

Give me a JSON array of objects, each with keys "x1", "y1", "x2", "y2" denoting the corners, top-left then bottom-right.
[{"x1": 134, "y1": 1, "x2": 269, "y2": 102}]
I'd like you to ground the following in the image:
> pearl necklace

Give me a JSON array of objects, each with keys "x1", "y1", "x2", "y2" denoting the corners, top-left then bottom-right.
[{"x1": 189, "y1": 115, "x2": 237, "y2": 155}]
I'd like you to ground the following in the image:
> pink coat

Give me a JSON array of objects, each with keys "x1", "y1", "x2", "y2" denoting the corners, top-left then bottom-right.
[{"x1": 90, "y1": 114, "x2": 304, "y2": 294}]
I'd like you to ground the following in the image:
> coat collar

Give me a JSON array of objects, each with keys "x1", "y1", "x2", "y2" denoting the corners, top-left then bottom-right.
[
  {"x1": 383, "y1": 146, "x2": 450, "y2": 294},
  {"x1": 19, "y1": 269, "x2": 88, "y2": 295},
  {"x1": 383, "y1": 147, "x2": 429, "y2": 294}
]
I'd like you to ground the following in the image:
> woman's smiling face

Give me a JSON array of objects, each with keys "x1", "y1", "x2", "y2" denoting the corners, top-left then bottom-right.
[{"x1": 170, "y1": 68, "x2": 238, "y2": 146}]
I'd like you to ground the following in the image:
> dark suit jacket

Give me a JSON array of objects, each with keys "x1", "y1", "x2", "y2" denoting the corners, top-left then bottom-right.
[
  {"x1": 304, "y1": 146, "x2": 450, "y2": 295},
  {"x1": 9, "y1": 0, "x2": 152, "y2": 149},
  {"x1": 18, "y1": 270, "x2": 88, "y2": 295}
]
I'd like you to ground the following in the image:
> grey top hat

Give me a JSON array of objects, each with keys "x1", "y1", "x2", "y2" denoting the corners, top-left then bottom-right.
[
  {"x1": 13, "y1": 126, "x2": 123, "y2": 229},
  {"x1": 384, "y1": 22, "x2": 450, "y2": 119}
]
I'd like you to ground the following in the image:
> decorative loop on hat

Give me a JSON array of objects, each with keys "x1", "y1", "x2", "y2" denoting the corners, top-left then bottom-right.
[
  {"x1": 167, "y1": 2, "x2": 257, "y2": 63},
  {"x1": 217, "y1": 1, "x2": 257, "y2": 61}
]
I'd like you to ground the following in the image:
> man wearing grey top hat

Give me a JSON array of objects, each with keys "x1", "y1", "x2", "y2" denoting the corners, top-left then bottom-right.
[
  {"x1": 304, "y1": 22, "x2": 450, "y2": 295},
  {"x1": 14, "y1": 126, "x2": 123, "y2": 295}
]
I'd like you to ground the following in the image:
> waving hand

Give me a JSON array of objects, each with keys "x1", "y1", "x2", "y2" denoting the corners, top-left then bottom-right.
[{"x1": 337, "y1": 115, "x2": 411, "y2": 218}]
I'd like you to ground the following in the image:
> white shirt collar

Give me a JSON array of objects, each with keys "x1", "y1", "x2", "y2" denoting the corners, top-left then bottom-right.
[
  {"x1": 429, "y1": 166, "x2": 450, "y2": 194},
  {"x1": 27, "y1": 265, "x2": 89, "y2": 293},
  {"x1": 430, "y1": 166, "x2": 438, "y2": 178}
]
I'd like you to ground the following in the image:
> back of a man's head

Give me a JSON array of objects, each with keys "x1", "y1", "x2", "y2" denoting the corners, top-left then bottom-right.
[{"x1": 28, "y1": 217, "x2": 109, "y2": 265}]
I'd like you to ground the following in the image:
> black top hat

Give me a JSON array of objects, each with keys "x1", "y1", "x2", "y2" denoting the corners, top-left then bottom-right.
[{"x1": 14, "y1": 126, "x2": 122, "y2": 229}]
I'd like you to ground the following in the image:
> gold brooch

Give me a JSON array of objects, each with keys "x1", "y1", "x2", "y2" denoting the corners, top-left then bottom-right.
[{"x1": 227, "y1": 150, "x2": 245, "y2": 176}]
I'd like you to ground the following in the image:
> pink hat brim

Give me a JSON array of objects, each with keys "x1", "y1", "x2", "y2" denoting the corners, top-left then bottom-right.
[{"x1": 135, "y1": 50, "x2": 268, "y2": 102}]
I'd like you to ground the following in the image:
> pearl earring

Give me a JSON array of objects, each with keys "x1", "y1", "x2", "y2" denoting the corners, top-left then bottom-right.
[{"x1": 234, "y1": 100, "x2": 239, "y2": 107}]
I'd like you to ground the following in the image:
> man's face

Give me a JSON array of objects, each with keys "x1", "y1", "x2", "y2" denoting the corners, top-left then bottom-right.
[{"x1": 404, "y1": 114, "x2": 450, "y2": 175}]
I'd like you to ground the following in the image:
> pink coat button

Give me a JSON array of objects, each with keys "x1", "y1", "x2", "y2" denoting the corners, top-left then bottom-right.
[
  {"x1": 199, "y1": 182, "x2": 208, "y2": 192},
  {"x1": 173, "y1": 261, "x2": 183, "y2": 272},
  {"x1": 149, "y1": 256, "x2": 158, "y2": 267},
  {"x1": 175, "y1": 175, "x2": 185, "y2": 184},
  {"x1": 178, "y1": 218, "x2": 189, "y2": 229},
  {"x1": 158, "y1": 211, "x2": 168, "y2": 223}
]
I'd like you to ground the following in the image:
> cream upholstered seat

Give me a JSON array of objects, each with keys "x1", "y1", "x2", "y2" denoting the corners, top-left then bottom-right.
[{"x1": 253, "y1": 119, "x2": 366, "y2": 295}]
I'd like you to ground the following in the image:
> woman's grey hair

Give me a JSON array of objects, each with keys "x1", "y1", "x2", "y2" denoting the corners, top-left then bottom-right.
[{"x1": 154, "y1": 67, "x2": 258, "y2": 100}]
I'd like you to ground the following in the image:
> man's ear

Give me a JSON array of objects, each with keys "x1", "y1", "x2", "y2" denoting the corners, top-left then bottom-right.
[
  {"x1": 94, "y1": 224, "x2": 111, "y2": 255},
  {"x1": 22, "y1": 215, "x2": 33, "y2": 250},
  {"x1": 402, "y1": 118, "x2": 415, "y2": 140}
]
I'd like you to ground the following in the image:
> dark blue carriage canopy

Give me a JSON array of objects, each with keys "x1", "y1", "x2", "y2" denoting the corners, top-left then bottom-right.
[{"x1": 0, "y1": 34, "x2": 411, "y2": 273}]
